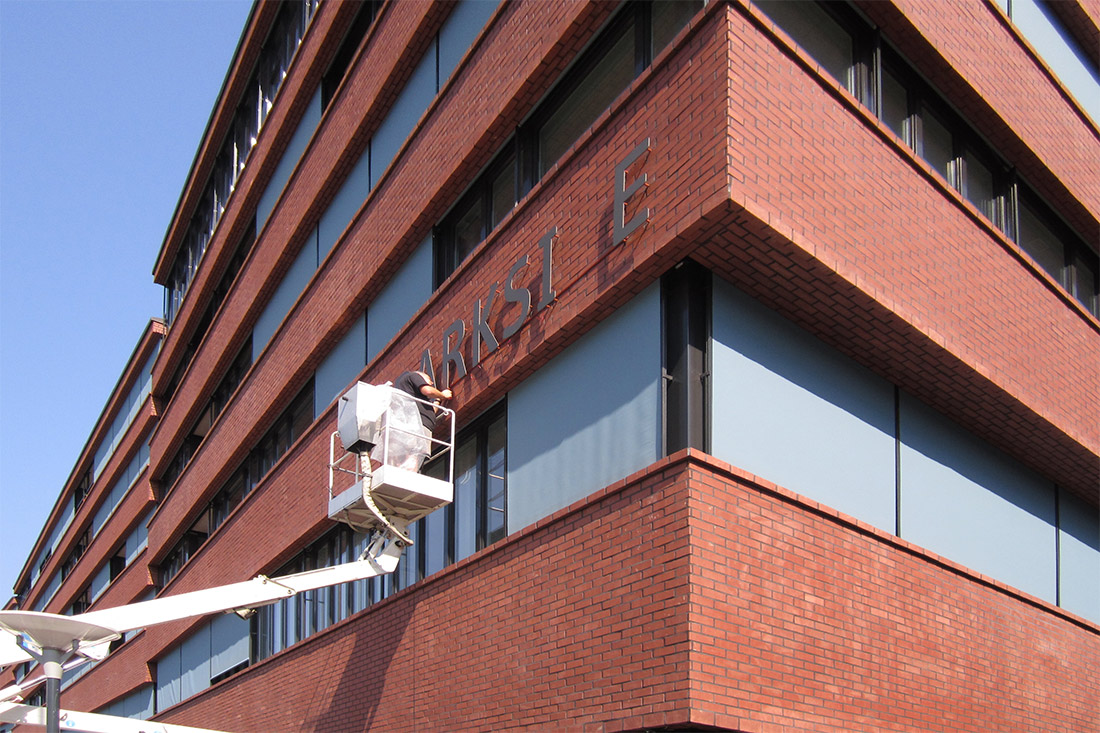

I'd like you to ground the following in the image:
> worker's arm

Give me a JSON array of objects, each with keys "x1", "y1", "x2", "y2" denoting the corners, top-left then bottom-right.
[{"x1": 420, "y1": 383, "x2": 452, "y2": 401}]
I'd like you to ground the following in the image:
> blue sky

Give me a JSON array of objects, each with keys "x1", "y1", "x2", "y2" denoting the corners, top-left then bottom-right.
[{"x1": 0, "y1": 0, "x2": 252, "y2": 604}]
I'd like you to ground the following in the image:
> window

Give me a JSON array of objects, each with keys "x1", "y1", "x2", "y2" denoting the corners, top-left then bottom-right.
[
  {"x1": 1017, "y1": 186, "x2": 1099, "y2": 315},
  {"x1": 322, "y1": 1, "x2": 380, "y2": 109},
  {"x1": 164, "y1": 0, "x2": 318, "y2": 325},
  {"x1": 68, "y1": 588, "x2": 90, "y2": 616},
  {"x1": 419, "y1": 404, "x2": 507, "y2": 575},
  {"x1": 434, "y1": 148, "x2": 517, "y2": 286},
  {"x1": 756, "y1": 0, "x2": 857, "y2": 94},
  {"x1": 760, "y1": 1, "x2": 1097, "y2": 317},
  {"x1": 160, "y1": 382, "x2": 315, "y2": 586},
  {"x1": 73, "y1": 470, "x2": 91, "y2": 511},
  {"x1": 252, "y1": 524, "x2": 378, "y2": 661},
  {"x1": 918, "y1": 103, "x2": 954, "y2": 182},
  {"x1": 60, "y1": 530, "x2": 90, "y2": 580},
  {"x1": 165, "y1": 218, "x2": 256, "y2": 401},
  {"x1": 434, "y1": 0, "x2": 701, "y2": 285}
]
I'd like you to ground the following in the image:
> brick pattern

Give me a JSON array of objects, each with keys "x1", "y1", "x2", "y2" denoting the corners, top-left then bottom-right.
[
  {"x1": 854, "y1": 0, "x2": 1099, "y2": 242},
  {"x1": 707, "y1": 2, "x2": 1098, "y2": 498},
  {"x1": 42, "y1": 0, "x2": 1100, "y2": 725},
  {"x1": 143, "y1": 452, "x2": 1098, "y2": 732},
  {"x1": 685, "y1": 451, "x2": 1100, "y2": 731}
]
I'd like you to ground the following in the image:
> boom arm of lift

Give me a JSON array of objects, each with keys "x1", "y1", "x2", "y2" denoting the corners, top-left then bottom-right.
[
  {"x1": 0, "y1": 537, "x2": 402, "y2": 671},
  {"x1": 0, "y1": 701, "x2": 229, "y2": 733},
  {"x1": 0, "y1": 382, "x2": 454, "y2": 733},
  {"x1": 0, "y1": 539, "x2": 403, "y2": 732}
]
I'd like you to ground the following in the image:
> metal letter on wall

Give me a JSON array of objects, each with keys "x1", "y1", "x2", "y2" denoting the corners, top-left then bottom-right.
[
  {"x1": 471, "y1": 283, "x2": 500, "y2": 368},
  {"x1": 537, "y1": 227, "x2": 557, "y2": 310},
  {"x1": 420, "y1": 349, "x2": 437, "y2": 385},
  {"x1": 502, "y1": 255, "x2": 531, "y2": 340},
  {"x1": 440, "y1": 319, "x2": 468, "y2": 388},
  {"x1": 613, "y1": 138, "x2": 651, "y2": 246}
]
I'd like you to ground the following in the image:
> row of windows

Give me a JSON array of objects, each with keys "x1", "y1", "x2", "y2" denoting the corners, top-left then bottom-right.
[
  {"x1": 995, "y1": 0, "x2": 1100, "y2": 125},
  {"x1": 252, "y1": 404, "x2": 507, "y2": 663},
  {"x1": 160, "y1": 337, "x2": 253, "y2": 492},
  {"x1": 164, "y1": 218, "x2": 256, "y2": 402},
  {"x1": 159, "y1": 383, "x2": 314, "y2": 586},
  {"x1": 29, "y1": 444, "x2": 150, "y2": 613},
  {"x1": 755, "y1": 0, "x2": 1098, "y2": 316},
  {"x1": 434, "y1": 0, "x2": 701, "y2": 285},
  {"x1": 163, "y1": 0, "x2": 320, "y2": 325}
]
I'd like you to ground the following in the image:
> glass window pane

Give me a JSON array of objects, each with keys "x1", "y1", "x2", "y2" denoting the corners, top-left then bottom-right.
[
  {"x1": 485, "y1": 415, "x2": 506, "y2": 545},
  {"x1": 881, "y1": 67, "x2": 909, "y2": 145},
  {"x1": 490, "y1": 156, "x2": 515, "y2": 229},
  {"x1": 651, "y1": 1, "x2": 700, "y2": 55},
  {"x1": 539, "y1": 23, "x2": 635, "y2": 175},
  {"x1": 964, "y1": 149, "x2": 996, "y2": 223},
  {"x1": 1071, "y1": 249, "x2": 1098, "y2": 315},
  {"x1": 453, "y1": 194, "x2": 484, "y2": 264},
  {"x1": 454, "y1": 439, "x2": 479, "y2": 560},
  {"x1": 1018, "y1": 198, "x2": 1066, "y2": 282},
  {"x1": 756, "y1": 1, "x2": 853, "y2": 90},
  {"x1": 920, "y1": 106, "x2": 954, "y2": 183}
]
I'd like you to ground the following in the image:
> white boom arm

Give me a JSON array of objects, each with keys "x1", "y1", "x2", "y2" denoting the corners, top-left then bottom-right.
[
  {"x1": 0, "y1": 539, "x2": 402, "y2": 670},
  {"x1": 0, "y1": 701, "x2": 227, "y2": 733}
]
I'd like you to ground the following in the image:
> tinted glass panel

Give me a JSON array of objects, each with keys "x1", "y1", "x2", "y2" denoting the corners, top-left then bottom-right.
[
  {"x1": 757, "y1": 0, "x2": 853, "y2": 90},
  {"x1": 1018, "y1": 198, "x2": 1066, "y2": 280},
  {"x1": 920, "y1": 106, "x2": 954, "y2": 182},
  {"x1": 539, "y1": 23, "x2": 635, "y2": 175},
  {"x1": 964, "y1": 149, "x2": 996, "y2": 222},
  {"x1": 1071, "y1": 250, "x2": 1099, "y2": 315},
  {"x1": 651, "y1": 1, "x2": 699, "y2": 53},
  {"x1": 490, "y1": 157, "x2": 515, "y2": 229},
  {"x1": 453, "y1": 194, "x2": 484, "y2": 263},
  {"x1": 882, "y1": 66, "x2": 909, "y2": 145}
]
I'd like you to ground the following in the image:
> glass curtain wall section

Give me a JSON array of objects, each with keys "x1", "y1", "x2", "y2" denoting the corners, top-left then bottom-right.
[
  {"x1": 164, "y1": 0, "x2": 321, "y2": 325},
  {"x1": 754, "y1": 0, "x2": 1098, "y2": 317}
]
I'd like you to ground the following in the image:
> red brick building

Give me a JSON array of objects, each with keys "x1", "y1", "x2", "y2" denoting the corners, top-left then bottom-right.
[{"x1": 5, "y1": 1, "x2": 1098, "y2": 731}]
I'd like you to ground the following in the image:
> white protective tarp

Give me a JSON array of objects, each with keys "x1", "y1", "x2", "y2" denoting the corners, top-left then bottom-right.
[{"x1": 371, "y1": 387, "x2": 430, "y2": 471}]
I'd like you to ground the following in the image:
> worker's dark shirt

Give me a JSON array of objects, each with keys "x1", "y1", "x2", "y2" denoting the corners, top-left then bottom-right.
[{"x1": 393, "y1": 371, "x2": 437, "y2": 430}]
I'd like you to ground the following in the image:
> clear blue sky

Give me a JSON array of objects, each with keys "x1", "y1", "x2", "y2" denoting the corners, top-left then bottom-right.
[{"x1": 0, "y1": 0, "x2": 252, "y2": 604}]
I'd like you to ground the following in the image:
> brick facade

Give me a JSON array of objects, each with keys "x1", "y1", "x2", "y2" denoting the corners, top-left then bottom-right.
[
  {"x1": 148, "y1": 451, "x2": 1099, "y2": 732},
  {"x1": 7, "y1": 1, "x2": 1097, "y2": 730}
]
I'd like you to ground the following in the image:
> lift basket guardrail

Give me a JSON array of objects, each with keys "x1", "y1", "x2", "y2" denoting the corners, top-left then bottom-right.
[{"x1": 328, "y1": 381, "x2": 455, "y2": 544}]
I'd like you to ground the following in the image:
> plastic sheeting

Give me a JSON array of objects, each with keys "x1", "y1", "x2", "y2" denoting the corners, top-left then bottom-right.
[{"x1": 371, "y1": 389, "x2": 430, "y2": 471}]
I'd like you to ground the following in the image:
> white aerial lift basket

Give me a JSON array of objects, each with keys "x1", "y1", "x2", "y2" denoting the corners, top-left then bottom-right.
[{"x1": 328, "y1": 382, "x2": 455, "y2": 544}]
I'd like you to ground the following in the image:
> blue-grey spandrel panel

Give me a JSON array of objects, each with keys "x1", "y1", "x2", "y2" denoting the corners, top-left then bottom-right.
[
  {"x1": 370, "y1": 45, "x2": 437, "y2": 189},
  {"x1": 366, "y1": 235, "x2": 433, "y2": 364},
  {"x1": 507, "y1": 285, "x2": 660, "y2": 534},
  {"x1": 209, "y1": 612, "x2": 250, "y2": 680},
  {"x1": 252, "y1": 229, "x2": 319, "y2": 361},
  {"x1": 710, "y1": 278, "x2": 897, "y2": 532},
  {"x1": 257, "y1": 88, "x2": 322, "y2": 227},
  {"x1": 899, "y1": 392, "x2": 1056, "y2": 603},
  {"x1": 315, "y1": 312, "x2": 367, "y2": 414},
  {"x1": 319, "y1": 148, "x2": 371, "y2": 259},
  {"x1": 439, "y1": 0, "x2": 499, "y2": 85},
  {"x1": 155, "y1": 646, "x2": 181, "y2": 712},
  {"x1": 1058, "y1": 487, "x2": 1100, "y2": 623}
]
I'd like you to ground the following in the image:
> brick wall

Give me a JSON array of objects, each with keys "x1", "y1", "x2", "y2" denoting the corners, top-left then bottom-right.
[{"x1": 148, "y1": 451, "x2": 1098, "y2": 732}]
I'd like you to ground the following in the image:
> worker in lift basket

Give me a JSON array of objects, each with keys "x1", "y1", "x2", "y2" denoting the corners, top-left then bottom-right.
[{"x1": 379, "y1": 370, "x2": 453, "y2": 471}]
